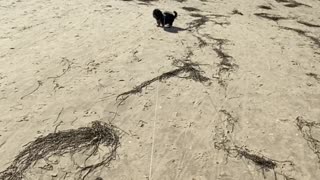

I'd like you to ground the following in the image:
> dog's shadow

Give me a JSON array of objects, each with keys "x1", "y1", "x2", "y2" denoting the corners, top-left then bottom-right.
[{"x1": 163, "y1": 26, "x2": 187, "y2": 33}]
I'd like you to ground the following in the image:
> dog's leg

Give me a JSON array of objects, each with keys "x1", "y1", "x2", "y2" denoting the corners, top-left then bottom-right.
[{"x1": 161, "y1": 17, "x2": 165, "y2": 27}]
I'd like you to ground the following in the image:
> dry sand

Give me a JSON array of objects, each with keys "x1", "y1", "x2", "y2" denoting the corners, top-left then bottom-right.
[{"x1": 0, "y1": 0, "x2": 320, "y2": 179}]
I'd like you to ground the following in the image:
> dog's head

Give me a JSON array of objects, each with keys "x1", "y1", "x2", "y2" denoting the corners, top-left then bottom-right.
[{"x1": 153, "y1": 9, "x2": 163, "y2": 19}]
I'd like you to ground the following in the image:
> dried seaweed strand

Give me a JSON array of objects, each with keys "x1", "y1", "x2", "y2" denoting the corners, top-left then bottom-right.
[
  {"x1": 116, "y1": 61, "x2": 209, "y2": 101},
  {"x1": 20, "y1": 80, "x2": 43, "y2": 100},
  {"x1": 254, "y1": 13, "x2": 287, "y2": 22}
]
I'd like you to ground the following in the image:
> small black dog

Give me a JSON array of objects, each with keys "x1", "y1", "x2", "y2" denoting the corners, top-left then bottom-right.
[{"x1": 153, "y1": 9, "x2": 177, "y2": 28}]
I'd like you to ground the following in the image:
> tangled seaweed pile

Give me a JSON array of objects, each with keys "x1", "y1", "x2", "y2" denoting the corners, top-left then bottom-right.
[
  {"x1": 296, "y1": 116, "x2": 320, "y2": 163},
  {"x1": 0, "y1": 121, "x2": 120, "y2": 180}
]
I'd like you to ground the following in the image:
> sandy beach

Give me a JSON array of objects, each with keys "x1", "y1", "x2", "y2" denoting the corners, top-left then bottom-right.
[{"x1": 0, "y1": 0, "x2": 320, "y2": 179}]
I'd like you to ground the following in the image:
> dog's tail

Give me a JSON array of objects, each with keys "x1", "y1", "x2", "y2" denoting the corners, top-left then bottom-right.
[{"x1": 173, "y1": 11, "x2": 178, "y2": 18}]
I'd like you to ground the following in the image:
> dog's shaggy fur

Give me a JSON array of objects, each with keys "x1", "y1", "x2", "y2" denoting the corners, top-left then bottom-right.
[{"x1": 153, "y1": 9, "x2": 178, "y2": 28}]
